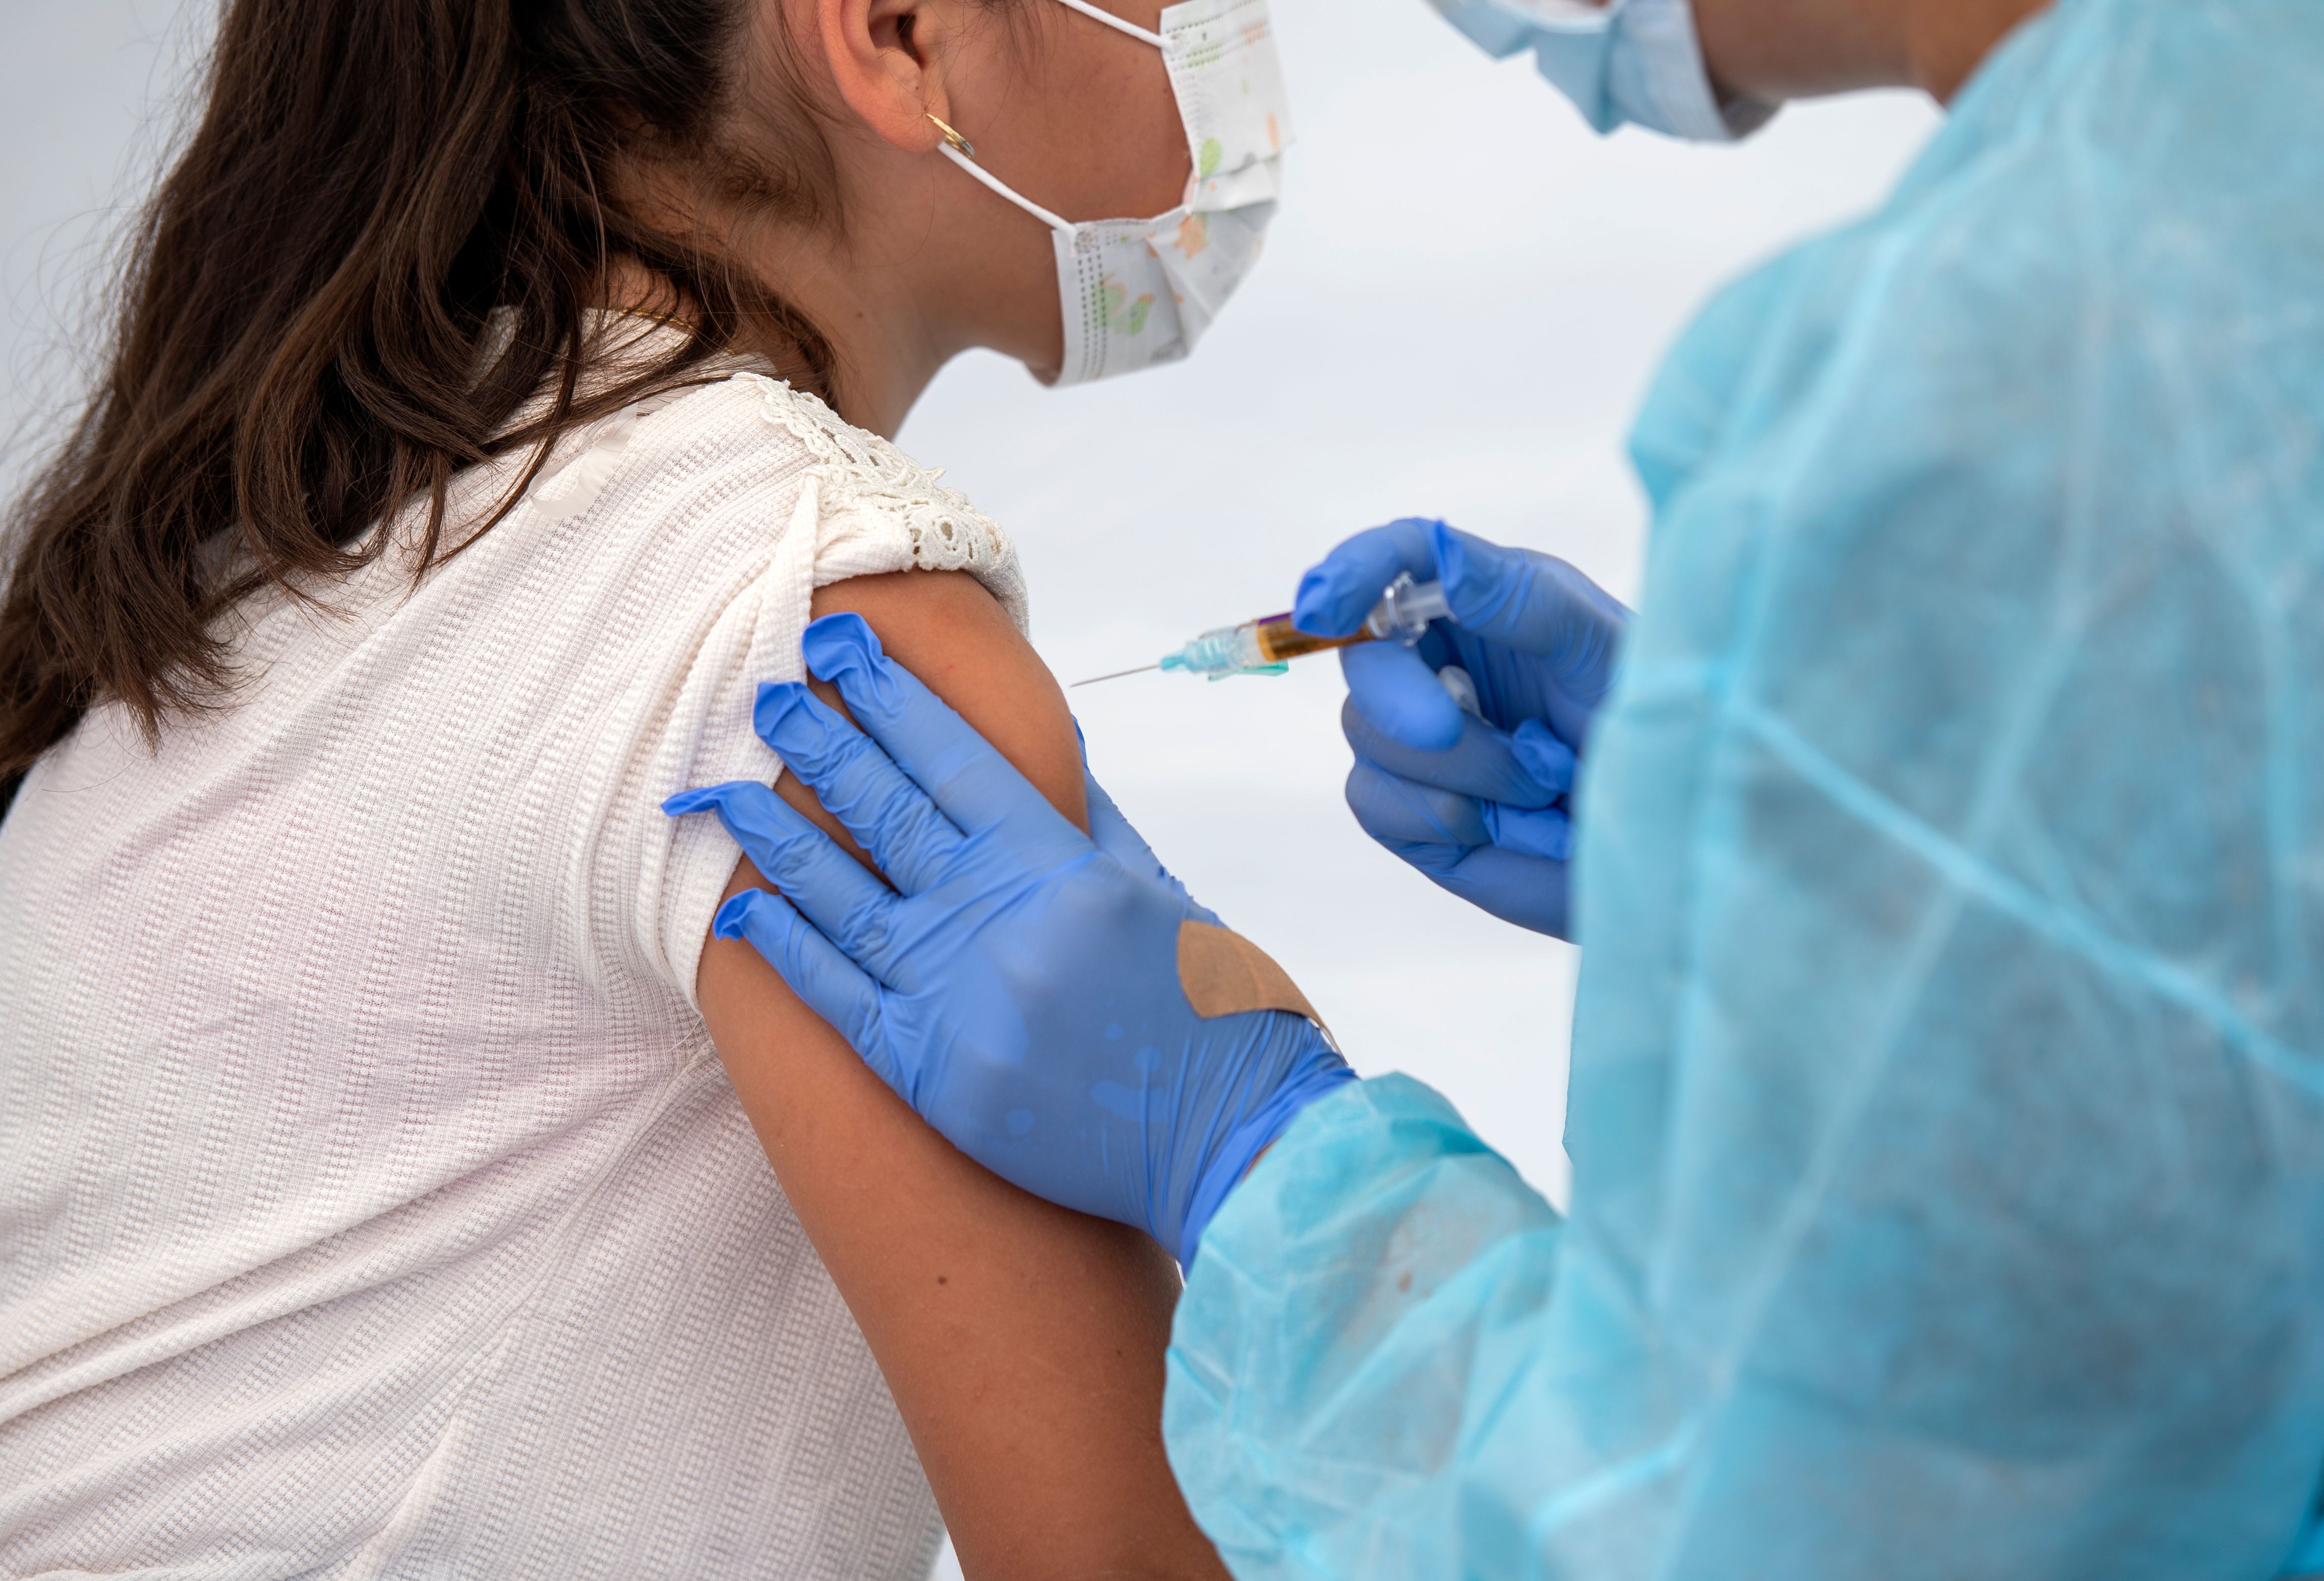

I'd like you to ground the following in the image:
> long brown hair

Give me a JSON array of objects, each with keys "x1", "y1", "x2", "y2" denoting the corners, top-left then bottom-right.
[{"x1": 0, "y1": 0, "x2": 845, "y2": 808}]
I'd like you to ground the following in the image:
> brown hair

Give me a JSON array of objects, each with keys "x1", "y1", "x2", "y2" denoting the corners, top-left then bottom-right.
[{"x1": 0, "y1": 0, "x2": 847, "y2": 807}]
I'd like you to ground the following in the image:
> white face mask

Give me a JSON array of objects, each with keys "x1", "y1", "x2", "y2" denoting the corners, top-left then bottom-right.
[{"x1": 936, "y1": 0, "x2": 1291, "y2": 387}]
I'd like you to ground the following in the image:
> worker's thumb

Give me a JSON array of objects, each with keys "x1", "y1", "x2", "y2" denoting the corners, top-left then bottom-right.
[{"x1": 1342, "y1": 639, "x2": 1466, "y2": 752}]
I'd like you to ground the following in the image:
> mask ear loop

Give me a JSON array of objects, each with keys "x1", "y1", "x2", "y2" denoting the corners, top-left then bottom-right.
[
  {"x1": 924, "y1": 0, "x2": 1176, "y2": 234},
  {"x1": 930, "y1": 120, "x2": 1077, "y2": 234},
  {"x1": 1043, "y1": 0, "x2": 1168, "y2": 47}
]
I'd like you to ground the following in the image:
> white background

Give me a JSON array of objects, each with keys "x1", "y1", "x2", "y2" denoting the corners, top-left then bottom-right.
[{"x1": 1, "y1": 4, "x2": 1937, "y2": 1575}]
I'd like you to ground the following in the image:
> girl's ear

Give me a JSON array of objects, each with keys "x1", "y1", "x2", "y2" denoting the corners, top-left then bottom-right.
[{"x1": 816, "y1": 0, "x2": 960, "y2": 152}]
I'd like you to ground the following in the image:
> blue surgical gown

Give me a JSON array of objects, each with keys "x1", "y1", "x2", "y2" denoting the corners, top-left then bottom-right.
[{"x1": 1161, "y1": 0, "x2": 2324, "y2": 1575}]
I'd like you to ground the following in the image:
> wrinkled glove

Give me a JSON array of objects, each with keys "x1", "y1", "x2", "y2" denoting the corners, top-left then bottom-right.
[
  {"x1": 665, "y1": 614, "x2": 1353, "y2": 1266},
  {"x1": 1293, "y1": 518, "x2": 1630, "y2": 938}
]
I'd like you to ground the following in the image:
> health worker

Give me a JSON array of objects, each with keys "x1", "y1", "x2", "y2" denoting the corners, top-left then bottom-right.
[{"x1": 668, "y1": 0, "x2": 2324, "y2": 1574}]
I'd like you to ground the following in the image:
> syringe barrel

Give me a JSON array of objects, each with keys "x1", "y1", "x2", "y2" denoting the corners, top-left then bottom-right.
[
  {"x1": 1157, "y1": 574, "x2": 1450, "y2": 681},
  {"x1": 1251, "y1": 615, "x2": 1366, "y2": 665},
  {"x1": 1245, "y1": 574, "x2": 1447, "y2": 665}
]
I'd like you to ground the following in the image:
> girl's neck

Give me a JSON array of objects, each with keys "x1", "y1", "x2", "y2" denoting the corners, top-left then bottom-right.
[{"x1": 596, "y1": 251, "x2": 948, "y2": 438}]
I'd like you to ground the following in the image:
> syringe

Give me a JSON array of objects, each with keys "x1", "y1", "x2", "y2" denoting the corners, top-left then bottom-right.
[{"x1": 1073, "y1": 573, "x2": 1451, "y2": 686}]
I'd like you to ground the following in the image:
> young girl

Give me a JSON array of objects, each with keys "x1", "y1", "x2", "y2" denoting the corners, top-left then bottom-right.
[{"x1": 0, "y1": 0, "x2": 1283, "y2": 1573}]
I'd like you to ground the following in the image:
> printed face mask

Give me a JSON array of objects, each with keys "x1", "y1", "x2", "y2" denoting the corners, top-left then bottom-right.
[{"x1": 938, "y1": 0, "x2": 1290, "y2": 387}]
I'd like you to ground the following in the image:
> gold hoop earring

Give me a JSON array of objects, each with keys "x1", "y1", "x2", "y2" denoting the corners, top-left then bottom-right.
[{"x1": 926, "y1": 113, "x2": 977, "y2": 160}]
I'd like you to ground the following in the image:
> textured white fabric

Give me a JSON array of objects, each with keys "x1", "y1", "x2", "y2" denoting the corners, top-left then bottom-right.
[{"x1": 0, "y1": 349, "x2": 1026, "y2": 1578}]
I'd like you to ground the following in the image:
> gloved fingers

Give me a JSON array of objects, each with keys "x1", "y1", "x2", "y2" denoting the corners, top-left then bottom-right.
[
  {"x1": 1345, "y1": 758, "x2": 1491, "y2": 849},
  {"x1": 1383, "y1": 839, "x2": 1574, "y2": 939},
  {"x1": 1346, "y1": 762, "x2": 1573, "y2": 868},
  {"x1": 664, "y1": 779, "x2": 907, "y2": 980},
  {"x1": 1508, "y1": 717, "x2": 1578, "y2": 796},
  {"x1": 801, "y1": 613, "x2": 1080, "y2": 847},
  {"x1": 1291, "y1": 518, "x2": 1445, "y2": 637},
  {"x1": 1080, "y1": 764, "x2": 1157, "y2": 873},
  {"x1": 1083, "y1": 766, "x2": 1218, "y2": 921},
  {"x1": 1341, "y1": 697, "x2": 1568, "y2": 807},
  {"x1": 1340, "y1": 762, "x2": 1575, "y2": 937},
  {"x1": 1480, "y1": 799, "x2": 1574, "y2": 862},
  {"x1": 753, "y1": 681, "x2": 964, "y2": 893},
  {"x1": 1340, "y1": 639, "x2": 1466, "y2": 753},
  {"x1": 1429, "y1": 521, "x2": 1628, "y2": 685},
  {"x1": 712, "y1": 888, "x2": 900, "y2": 1090}
]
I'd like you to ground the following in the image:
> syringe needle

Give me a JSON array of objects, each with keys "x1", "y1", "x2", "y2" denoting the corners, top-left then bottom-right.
[{"x1": 1071, "y1": 662, "x2": 1162, "y2": 688}]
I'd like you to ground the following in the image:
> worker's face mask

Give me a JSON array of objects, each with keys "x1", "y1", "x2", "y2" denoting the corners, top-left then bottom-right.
[
  {"x1": 1426, "y1": 0, "x2": 1775, "y2": 142},
  {"x1": 937, "y1": 0, "x2": 1289, "y2": 387}
]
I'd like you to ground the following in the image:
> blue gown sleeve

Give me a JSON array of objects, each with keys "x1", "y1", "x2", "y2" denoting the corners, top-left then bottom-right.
[
  {"x1": 1164, "y1": 1076, "x2": 1563, "y2": 1579},
  {"x1": 1165, "y1": 1, "x2": 2324, "y2": 1575}
]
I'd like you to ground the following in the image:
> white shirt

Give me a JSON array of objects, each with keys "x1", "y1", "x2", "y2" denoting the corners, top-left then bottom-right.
[{"x1": 0, "y1": 337, "x2": 1026, "y2": 1578}]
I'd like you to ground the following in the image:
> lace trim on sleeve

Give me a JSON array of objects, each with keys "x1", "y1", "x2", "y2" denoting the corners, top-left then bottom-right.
[{"x1": 744, "y1": 373, "x2": 1029, "y2": 631}]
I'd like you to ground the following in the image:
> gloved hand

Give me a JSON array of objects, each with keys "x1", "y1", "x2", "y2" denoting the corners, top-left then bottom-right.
[
  {"x1": 665, "y1": 614, "x2": 1354, "y2": 1266},
  {"x1": 1293, "y1": 518, "x2": 1630, "y2": 938}
]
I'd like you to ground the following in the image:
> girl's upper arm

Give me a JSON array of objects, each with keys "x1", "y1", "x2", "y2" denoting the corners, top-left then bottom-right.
[{"x1": 693, "y1": 569, "x2": 1227, "y2": 1581}]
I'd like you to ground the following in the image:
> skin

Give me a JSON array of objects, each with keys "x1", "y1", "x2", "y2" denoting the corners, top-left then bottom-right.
[
  {"x1": 622, "y1": 0, "x2": 1191, "y2": 435},
  {"x1": 630, "y1": 2, "x2": 1222, "y2": 1575},
  {"x1": 649, "y1": 0, "x2": 2053, "y2": 1570},
  {"x1": 697, "y1": 574, "x2": 1225, "y2": 1580},
  {"x1": 1689, "y1": 0, "x2": 2054, "y2": 104}
]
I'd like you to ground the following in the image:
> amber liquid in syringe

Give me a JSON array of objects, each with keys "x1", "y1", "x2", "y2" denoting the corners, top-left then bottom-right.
[{"x1": 1246, "y1": 615, "x2": 1369, "y2": 664}]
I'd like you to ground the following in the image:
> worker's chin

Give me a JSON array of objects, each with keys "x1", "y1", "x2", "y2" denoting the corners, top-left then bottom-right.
[{"x1": 1025, "y1": 355, "x2": 1063, "y2": 388}]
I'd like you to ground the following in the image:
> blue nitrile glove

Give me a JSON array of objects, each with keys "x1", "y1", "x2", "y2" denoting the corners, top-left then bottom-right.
[
  {"x1": 664, "y1": 614, "x2": 1354, "y2": 1266},
  {"x1": 1293, "y1": 518, "x2": 1630, "y2": 938}
]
